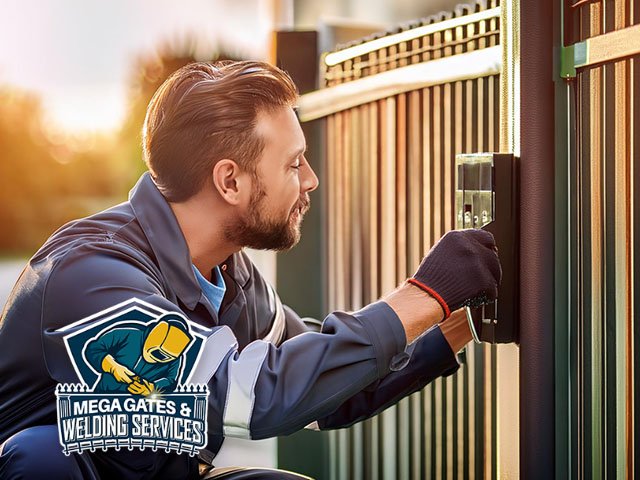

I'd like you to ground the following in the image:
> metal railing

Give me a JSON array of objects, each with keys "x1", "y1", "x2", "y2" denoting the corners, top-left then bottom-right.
[{"x1": 298, "y1": 1, "x2": 520, "y2": 478}]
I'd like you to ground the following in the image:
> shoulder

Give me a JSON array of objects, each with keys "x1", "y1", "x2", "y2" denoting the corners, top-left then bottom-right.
[{"x1": 41, "y1": 238, "x2": 165, "y2": 330}]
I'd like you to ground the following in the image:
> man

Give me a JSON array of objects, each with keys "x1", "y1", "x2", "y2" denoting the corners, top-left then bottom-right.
[
  {"x1": 0, "y1": 61, "x2": 501, "y2": 479},
  {"x1": 85, "y1": 312, "x2": 194, "y2": 394}
]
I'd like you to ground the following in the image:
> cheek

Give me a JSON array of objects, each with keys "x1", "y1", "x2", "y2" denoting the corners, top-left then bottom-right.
[{"x1": 280, "y1": 176, "x2": 300, "y2": 203}]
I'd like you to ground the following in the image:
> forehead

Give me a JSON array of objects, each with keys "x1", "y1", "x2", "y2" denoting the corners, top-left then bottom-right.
[{"x1": 254, "y1": 106, "x2": 305, "y2": 155}]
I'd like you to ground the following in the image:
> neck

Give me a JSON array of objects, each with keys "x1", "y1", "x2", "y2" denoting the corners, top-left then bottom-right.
[{"x1": 169, "y1": 196, "x2": 240, "y2": 280}]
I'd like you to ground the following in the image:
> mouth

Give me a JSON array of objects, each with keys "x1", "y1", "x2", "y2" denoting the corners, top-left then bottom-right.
[{"x1": 291, "y1": 197, "x2": 310, "y2": 218}]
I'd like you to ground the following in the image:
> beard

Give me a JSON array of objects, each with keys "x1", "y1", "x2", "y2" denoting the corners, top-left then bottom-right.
[{"x1": 224, "y1": 178, "x2": 310, "y2": 251}]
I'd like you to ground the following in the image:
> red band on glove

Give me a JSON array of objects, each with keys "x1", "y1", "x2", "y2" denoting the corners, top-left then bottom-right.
[{"x1": 407, "y1": 278, "x2": 451, "y2": 319}]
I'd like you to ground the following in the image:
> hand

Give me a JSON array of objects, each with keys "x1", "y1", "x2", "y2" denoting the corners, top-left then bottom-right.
[
  {"x1": 409, "y1": 229, "x2": 502, "y2": 319},
  {"x1": 101, "y1": 354, "x2": 135, "y2": 384},
  {"x1": 127, "y1": 378, "x2": 155, "y2": 396}
]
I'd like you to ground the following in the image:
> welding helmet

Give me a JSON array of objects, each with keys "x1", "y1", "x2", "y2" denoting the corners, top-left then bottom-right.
[{"x1": 142, "y1": 313, "x2": 193, "y2": 363}]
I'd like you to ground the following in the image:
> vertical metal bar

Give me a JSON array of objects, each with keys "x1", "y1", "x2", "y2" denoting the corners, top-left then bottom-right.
[
  {"x1": 453, "y1": 79, "x2": 464, "y2": 480},
  {"x1": 360, "y1": 101, "x2": 372, "y2": 480},
  {"x1": 360, "y1": 98, "x2": 377, "y2": 479},
  {"x1": 337, "y1": 109, "x2": 350, "y2": 480},
  {"x1": 422, "y1": 87, "x2": 433, "y2": 255},
  {"x1": 432, "y1": 89, "x2": 443, "y2": 243},
  {"x1": 632, "y1": 43, "x2": 640, "y2": 480},
  {"x1": 484, "y1": 345, "x2": 493, "y2": 480},
  {"x1": 631, "y1": 4, "x2": 640, "y2": 471},
  {"x1": 407, "y1": 90, "x2": 422, "y2": 273},
  {"x1": 368, "y1": 99, "x2": 380, "y2": 480},
  {"x1": 469, "y1": 74, "x2": 483, "y2": 480},
  {"x1": 350, "y1": 106, "x2": 364, "y2": 480},
  {"x1": 519, "y1": 0, "x2": 557, "y2": 474},
  {"x1": 395, "y1": 92, "x2": 410, "y2": 480},
  {"x1": 579, "y1": 65, "x2": 591, "y2": 480},
  {"x1": 613, "y1": 6, "x2": 632, "y2": 480},
  {"x1": 407, "y1": 89, "x2": 422, "y2": 480},
  {"x1": 379, "y1": 97, "x2": 397, "y2": 480},
  {"x1": 327, "y1": 112, "x2": 337, "y2": 480},
  {"x1": 602, "y1": 17, "x2": 617, "y2": 477},
  {"x1": 461, "y1": 75, "x2": 475, "y2": 480},
  {"x1": 474, "y1": 71, "x2": 493, "y2": 480},
  {"x1": 431, "y1": 83, "x2": 444, "y2": 480},
  {"x1": 361, "y1": 104, "x2": 372, "y2": 306},
  {"x1": 615, "y1": 56, "x2": 633, "y2": 480},
  {"x1": 334, "y1": 112, "x2": 346, "y2": 312},
  {"x1": 326, "y1": 114, "x2": 336, "y2": 311},
  {"x1": 325, "y1": 112, "x2": 338, "y2": 480},
  {"x1": 442, "y1": 77, "x2": 454, "y2": 480},
  {"x1": 564, "y1": 72, "x2": 579, "y2": 480},
  {"x1": 397, "y1": 399, "x2": 410, "y2": 480},
  {"x1": 369, "y1": 101, "x2": 379, "y2": 301},
  {"x1": 421, "y1": 86, "x2": 434, "y2": 480},
  {"x1": 410, "y1": 392, "x2": 422, "y2": 480},
  {"x1": 590, "y1": 61, "x2": 605, "y2": 480},
  {"x1": 396, "y1": 93, "x2": 408, "y2": 282},
  {"x1": 350, "y1": 107, "x2": 363, "y2": 312},
  {"x1": 496, "y1": 8, "x2": 523, "y2": 480},
  {"x1": 489, "y1": 74, "x2": 498, "y2": 480}
]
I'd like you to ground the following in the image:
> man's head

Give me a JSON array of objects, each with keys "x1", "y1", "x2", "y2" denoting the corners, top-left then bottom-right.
[
  {"x1": 143, "y1": 61, "x2": 318, "y2": 251},
  {"x1": 142, "y1": 313, "x2": 193, "y2": 364}
]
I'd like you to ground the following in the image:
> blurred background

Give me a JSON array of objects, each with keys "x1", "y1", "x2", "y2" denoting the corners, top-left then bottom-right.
[{"x1": 0, "y1": 0, "x2": 456, "y2": 258}]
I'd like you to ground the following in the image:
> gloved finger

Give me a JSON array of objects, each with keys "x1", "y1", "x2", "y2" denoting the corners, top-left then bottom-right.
[
  {"x1": 465, "y1": 229, "x2": 497, "y2": 250},
  {"x1": 128, "y1": 383, "x2": 144, "y2": 395},
  {"x1": 142, "y1": 379, "x2": 154, "y2": 390},
  {"x1": 119, "y1": 371, "x2": 134, "y2": 384},
  {"x1": 488, "y1": 251, "x2": 502, "y2": 285}
]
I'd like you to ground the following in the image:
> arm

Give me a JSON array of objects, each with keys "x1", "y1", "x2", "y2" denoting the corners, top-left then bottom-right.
[
  {"x1": 41, "y1": 242, "x2": 412, "y2": 441},
  {"x1": 84, "y1": 329, "x2": 132, "y2": 373},
  {"x1": 43, "y1": 229, "x2": 495, "y2": 441},
  {"x1": 315, "y1": 309, "x2": 470, "y2": 430}
]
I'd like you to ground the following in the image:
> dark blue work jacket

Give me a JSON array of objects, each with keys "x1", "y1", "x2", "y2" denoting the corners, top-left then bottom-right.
[{"x1": 0, "y1": 172, "x2": 458, "y2": 469}]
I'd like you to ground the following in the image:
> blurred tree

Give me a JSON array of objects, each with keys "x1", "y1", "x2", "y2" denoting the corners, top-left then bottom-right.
[{"x1": 0, "y1": 40, "x2": 241, "y2": 255}]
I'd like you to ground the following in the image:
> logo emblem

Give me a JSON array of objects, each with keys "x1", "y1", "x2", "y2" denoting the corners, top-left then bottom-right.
[{"x1": 55, "y1": 299, "x2": 209, "y2": 456}]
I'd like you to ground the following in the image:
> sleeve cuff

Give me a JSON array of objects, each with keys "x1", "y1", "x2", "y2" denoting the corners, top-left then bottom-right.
[
  {"x1": 351, "y1": 301, "x2": 408, "y2": 378},
  {"x1": 410, "y1": 325, "x2": 461, "y2": 378}
]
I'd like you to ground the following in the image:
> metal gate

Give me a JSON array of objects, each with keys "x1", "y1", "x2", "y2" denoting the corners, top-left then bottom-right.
[
  {"x1": 560, "y1": 0, "x2": 640, "y2": 477},
  {"x1": 299, "y1": 1, "x2": 520, "y2": 478}
]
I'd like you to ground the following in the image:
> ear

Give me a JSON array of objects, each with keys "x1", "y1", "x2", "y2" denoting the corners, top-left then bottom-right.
[{"x1": 212, "y1": 159, "x2": 250, "y2": 205}]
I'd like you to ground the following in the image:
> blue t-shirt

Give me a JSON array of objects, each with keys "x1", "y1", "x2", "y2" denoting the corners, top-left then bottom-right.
[{"x1": 193, "y1": 265, "x2": 226, "y2": 313}]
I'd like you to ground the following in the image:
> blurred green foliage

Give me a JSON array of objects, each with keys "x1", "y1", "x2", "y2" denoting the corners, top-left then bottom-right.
[{"x1": 0, "y1": 43, "x2": 239, "y2": 255}]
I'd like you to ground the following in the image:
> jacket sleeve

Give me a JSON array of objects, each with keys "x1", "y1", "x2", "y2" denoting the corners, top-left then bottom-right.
[
  {"x1": 83, "y1": 328, "x2": 133, "y2": 373},
  {"x1": 41, "y1": 241, "x2": 408, "y2": 441},
  {"x1": 315, "y1": 325, "x2": 460, "y2": 430}
]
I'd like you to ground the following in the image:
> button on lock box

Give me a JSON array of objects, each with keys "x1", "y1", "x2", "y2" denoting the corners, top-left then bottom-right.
[{"x1": 455, "y1": 153, "x2": 519, "y2": 344}]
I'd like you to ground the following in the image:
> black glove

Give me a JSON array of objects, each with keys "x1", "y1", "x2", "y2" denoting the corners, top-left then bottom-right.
[{"x1": 408, "y1": 229, "x2": 502, "y2": 319}]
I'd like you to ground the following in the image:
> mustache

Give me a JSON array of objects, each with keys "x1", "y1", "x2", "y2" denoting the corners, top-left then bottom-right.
[{"x1": 296, "y1": 195, "x2": 311, "y2": 213}]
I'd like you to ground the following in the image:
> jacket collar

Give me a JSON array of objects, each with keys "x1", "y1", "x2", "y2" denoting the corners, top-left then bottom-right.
[{"x1": 128, "y1": 172, "x2": 250, "y2": 309}]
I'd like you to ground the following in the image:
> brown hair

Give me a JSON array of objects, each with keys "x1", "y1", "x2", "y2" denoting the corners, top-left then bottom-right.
[{"x1": 142, "y1": 61, "x2": 298, "y2": 202}]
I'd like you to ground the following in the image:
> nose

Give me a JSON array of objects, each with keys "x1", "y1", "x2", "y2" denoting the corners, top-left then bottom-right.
[{"x1": 300, "y1": 155, "x2": 319, "y2": 193}]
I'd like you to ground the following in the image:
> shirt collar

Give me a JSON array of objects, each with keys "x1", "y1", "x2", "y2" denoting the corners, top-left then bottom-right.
[
  {"x1": 129, "y1": 172, "x2": 251, "y2": 310},
  {"x1": 128, "y1": 172, "x2": 250, "y2": 309}
]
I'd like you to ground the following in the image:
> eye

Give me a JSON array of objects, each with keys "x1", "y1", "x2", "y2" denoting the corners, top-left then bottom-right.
[{"x1": 291, "y1": 159, "x2": 301, "y2": 170}]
